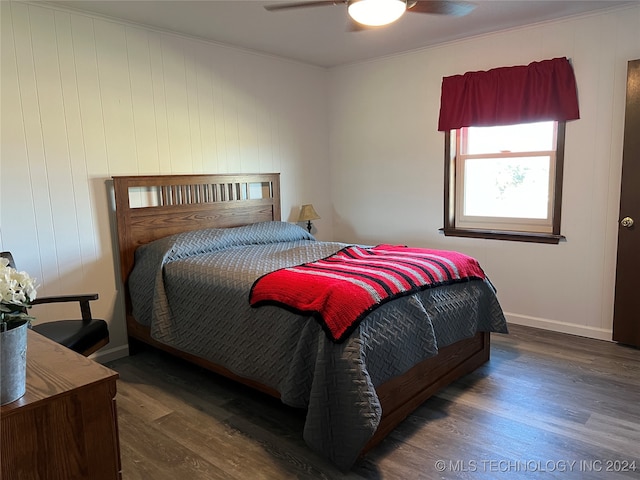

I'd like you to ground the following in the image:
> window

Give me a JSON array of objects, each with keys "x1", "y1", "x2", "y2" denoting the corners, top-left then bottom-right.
[
  {"x1": 444, "y1": 121, "x2": 566, "y2": 243},
  {"x1": 438, "y1": 57, "x2": 578, "y2": 244}
]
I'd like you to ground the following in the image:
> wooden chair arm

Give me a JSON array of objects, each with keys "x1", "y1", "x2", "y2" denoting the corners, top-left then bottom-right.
[{"x1": 31, "y1": 294, "x2": 99, "y2": 321}]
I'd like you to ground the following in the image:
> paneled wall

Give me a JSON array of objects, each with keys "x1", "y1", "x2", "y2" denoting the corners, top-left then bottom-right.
[
  {"x1": 0, "y1": 1, "x2": 331, "y2": 360},
  {"x1": 328, "y1": 5, "x2": 640, "y2": 339},
  {"x1": 2, "y1": 1, "x2": 637, "y2": 361}
]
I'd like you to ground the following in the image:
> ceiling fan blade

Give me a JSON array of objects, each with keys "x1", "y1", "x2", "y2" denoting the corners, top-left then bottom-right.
[
  {"x1": 407, "y1": 0, "x2": 476, "y2": 16},
  {"x1": 264, "y1": 1, "x2": 344, "y2": 12}
]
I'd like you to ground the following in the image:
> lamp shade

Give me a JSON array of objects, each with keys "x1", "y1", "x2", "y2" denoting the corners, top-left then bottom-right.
[
  {"x1": 348, "y1": 0, "x2": 406, "y2": 27},
  {"x1": 298, "y1": 204, "x2": 320, "y2": 222}
]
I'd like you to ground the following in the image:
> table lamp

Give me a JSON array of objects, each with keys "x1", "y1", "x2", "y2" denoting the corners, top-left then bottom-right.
[{"x1": 298, "y1": 204, "x2": 320, "y2": 233}]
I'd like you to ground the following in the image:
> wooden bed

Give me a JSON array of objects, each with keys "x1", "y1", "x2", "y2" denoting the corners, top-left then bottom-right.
[{"x1": 111, "y1": 172, "x2": 490, "y2": 459}]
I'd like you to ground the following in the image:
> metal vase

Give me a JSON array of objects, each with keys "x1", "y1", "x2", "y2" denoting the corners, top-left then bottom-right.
[{"x1": 0, "y1": 320, "x2": 28, "y2": 405}]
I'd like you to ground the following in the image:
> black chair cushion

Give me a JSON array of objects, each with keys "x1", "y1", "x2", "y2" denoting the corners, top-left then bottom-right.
[{"x1": 32, "y1": 319, "x2": 109, "y2": 354}]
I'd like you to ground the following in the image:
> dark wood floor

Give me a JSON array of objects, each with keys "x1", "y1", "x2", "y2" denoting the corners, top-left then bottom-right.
[{"x1": 107, "y1": 324, "x2": 640, "y2": 479}]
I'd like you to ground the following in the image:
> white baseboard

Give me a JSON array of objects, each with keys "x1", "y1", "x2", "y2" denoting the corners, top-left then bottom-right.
[
  {"x1": 505, "y1": 312, "x2": 613, "y2": 342},
  {"x1": 90, "y1": 344, "x2": 129, "y2": 364}
]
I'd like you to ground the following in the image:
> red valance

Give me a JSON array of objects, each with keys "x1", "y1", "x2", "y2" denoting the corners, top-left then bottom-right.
[{"x1": 438, "y1": 57, "x2": 580, "y2": 131}]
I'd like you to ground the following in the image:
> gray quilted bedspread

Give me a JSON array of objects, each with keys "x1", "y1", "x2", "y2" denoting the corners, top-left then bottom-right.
[{"x1": 128, "y1": 221, "x2": 508, "y2": 470}]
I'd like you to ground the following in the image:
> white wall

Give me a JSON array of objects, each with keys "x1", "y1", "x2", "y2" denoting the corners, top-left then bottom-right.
[
  {"x1": 328, "y1": 5, "x2": 640, "y2": 340},
  {"x1": 0, "y1": 1, "x2": 331, "y2": 360},
  {"x1": 2, "y1": 2, "x2": 637, "y2": 362}
]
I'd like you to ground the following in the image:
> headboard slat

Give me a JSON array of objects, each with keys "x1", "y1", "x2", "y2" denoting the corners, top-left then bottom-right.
[{"x1": 112, "y1": 173, "x2": 281, "y2": 287}]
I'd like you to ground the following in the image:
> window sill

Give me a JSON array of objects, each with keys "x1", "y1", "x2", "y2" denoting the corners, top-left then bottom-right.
[{"x1": 439, "y1": 228, "x2": 565, "y2": 244}]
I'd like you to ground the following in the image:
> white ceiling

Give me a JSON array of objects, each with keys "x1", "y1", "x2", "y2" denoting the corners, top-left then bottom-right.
[{"x1": 43, "y1": 0, "x2": 636, "y2": 67}]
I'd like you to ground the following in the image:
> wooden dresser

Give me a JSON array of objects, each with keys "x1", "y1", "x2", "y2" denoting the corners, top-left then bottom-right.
[{"x1": 1, "y1": 330, "x2": 121, "y2": 479}]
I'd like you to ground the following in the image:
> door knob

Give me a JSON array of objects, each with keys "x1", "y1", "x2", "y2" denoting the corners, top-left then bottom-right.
[{"x1": 620, "y1": 216, "x2": 634, "y2": 228}]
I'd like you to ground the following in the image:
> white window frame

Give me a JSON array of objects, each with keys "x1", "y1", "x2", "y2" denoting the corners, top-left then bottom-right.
[
  {"x1": 454, "y1": 123, "x2": 558, "y2": 233},
  {"x1": 442, "y1": 122, "x2": 566, "y2": 244}
]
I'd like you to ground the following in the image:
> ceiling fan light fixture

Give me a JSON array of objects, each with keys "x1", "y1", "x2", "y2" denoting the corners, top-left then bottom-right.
[{"x1": 348, "y1": 0, "x2": 407, "y2": 27}]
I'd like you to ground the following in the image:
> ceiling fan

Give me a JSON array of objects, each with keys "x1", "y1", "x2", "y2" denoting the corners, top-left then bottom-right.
[{"x1": 264, "y1": 0, "x2": 476, "y2": 29}]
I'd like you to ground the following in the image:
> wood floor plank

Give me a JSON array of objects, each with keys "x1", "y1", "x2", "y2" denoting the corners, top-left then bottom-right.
[
  {"x1": 108, "y1": 324, "x2": 640, "y2": 479},
  {"x1": 154, "y1": 410, "x2": 303, "y2": 480},
  {"x1": 117, "y1": 404, "x2": 231, "y2": 480}
]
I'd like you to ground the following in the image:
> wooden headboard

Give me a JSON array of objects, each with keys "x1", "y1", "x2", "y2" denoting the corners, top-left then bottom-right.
[{"x1": 112, "y1": 173, "x2": 281, "y2": 286}]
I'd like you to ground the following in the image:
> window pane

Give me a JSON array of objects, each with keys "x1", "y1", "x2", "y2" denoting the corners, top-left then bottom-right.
[
  {"x1": 463, "y1": 156, "x2": 550, "y2": 219},
  {"x1": 465, "y1": 122, "x2": 555, "y2": 154}
]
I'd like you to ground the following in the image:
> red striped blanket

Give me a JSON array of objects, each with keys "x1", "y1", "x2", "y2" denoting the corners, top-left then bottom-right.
[{"x1": 249, "y1": 244, "x2": 486, "y2": 343}]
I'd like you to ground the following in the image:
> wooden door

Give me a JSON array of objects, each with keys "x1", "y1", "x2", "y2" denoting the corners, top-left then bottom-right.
[{"x1": 613, "y1": 59, "x2": 640, "y2": 347}]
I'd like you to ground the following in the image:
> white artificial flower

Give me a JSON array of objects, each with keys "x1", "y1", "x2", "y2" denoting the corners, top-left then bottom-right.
[{"x1": 0, "y1": 260, "x2": 38, "y2": 308}]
